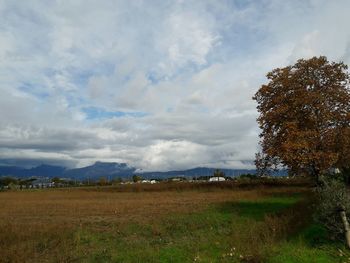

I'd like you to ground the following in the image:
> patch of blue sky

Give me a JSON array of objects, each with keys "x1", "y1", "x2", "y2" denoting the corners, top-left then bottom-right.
[
  {"x1": 231, "y1": 0, "x2": 252, "y2": 10},
  {"x1": 18, "y1": 82, "x2": 49, "y2": 99},
  {"x1": 219, "y1": 25, "x2": 267, "y2": 57},
  {"x1": 73, "y1": 70, "x2": 94, "y2": 87},
  {"x1": 72, "y1": 62, "x2": 115, "y2": 87},
  {"x1": 146, "y1": 71, "x2": 159, "y2": 84},
  {"x1": 146, "y1": 70, "x2": 174, "y2": 84},
  {"x1": 65, "y1": 94, "x2": 88, "y2": 108},
  {"x1": 151, "y1": 62, "x2": 211, "y2": 84},
  {"x1": 166, "y1": 107, "x2": 174, "y2": 113},
  {"x1": 83, "y1": 106, "x2": 148, "y2": 120},
  {"x1": 93, "y1": 61, "x2": 116, "y2": 75}
]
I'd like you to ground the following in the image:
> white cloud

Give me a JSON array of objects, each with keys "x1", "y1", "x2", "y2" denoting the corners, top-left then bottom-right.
[
  {"x1": 160, "y1": 10, "x2": 219, "y2": 67},
  {"x1": 0, "y1": 0, "x2": 349, "y2": 170}
]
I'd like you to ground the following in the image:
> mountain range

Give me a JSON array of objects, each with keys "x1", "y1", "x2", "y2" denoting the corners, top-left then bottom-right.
[{"x1": 0, "y1": 161, "x2": 285, "y2": 180}]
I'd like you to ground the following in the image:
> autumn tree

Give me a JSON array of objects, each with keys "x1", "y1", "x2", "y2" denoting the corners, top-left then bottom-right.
[{"x1": 253, "y1": 56, "x2": 350, "y2": 181}]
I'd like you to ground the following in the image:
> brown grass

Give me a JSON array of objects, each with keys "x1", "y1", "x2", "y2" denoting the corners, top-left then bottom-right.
[
  {"x1": 1, "y1": 188, "x2": 254, "y2": 223},
  {"x1": 0, "y1": 184, "x2": 309, "y2": 262}
]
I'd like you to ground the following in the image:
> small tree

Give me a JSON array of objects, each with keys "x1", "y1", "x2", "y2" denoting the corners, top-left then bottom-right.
[
  {"x1": 98, "y1": 177, "x2": 108, "y2": 186},
  {"x1": 51, "y1": 177, "x2": 61, "y2": 185},
  {"x1": 111, "y1": 177, "x2": 122, "y2": 185},
  {"x1": 213, "y1": 169, "x2": 225, "y2": 177},
  {"x1": 132, "y1": 175, "x2": 142, "y2": 183}
]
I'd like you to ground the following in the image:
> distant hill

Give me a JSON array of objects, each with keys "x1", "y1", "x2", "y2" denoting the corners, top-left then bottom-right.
[
  {"x1": 0, "y1": 166, "x2": 27, "y2": 177},
  {"x1": 0, "y1": 162, "x2": 135, "y2": 180},
  {"x1": 29, "y1": 164, "x2": 66, "y2": 177},
  {"x1": 64, "y1": 161, "x2": 136, "y2": 180},
  {"x1": 0, "y1": 161, "x2": 287, "y2": 180},
  {"x1": 0, "y1": 164, "x2": 66, "y2": 178}
]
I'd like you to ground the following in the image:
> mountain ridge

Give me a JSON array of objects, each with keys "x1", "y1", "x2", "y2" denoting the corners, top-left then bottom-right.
[{"x1": 0, "y1": 161, "x2": 285, "y2": 180}]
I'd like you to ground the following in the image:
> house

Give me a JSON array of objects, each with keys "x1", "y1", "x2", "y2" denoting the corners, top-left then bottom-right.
[
  {"x1": 209, "y1": 177, "x2": 226, "y2": 182},
  {"x1": 32, "y1": 178, "x2": 54, "y2": 188},
  {"x1": 169, "y1": 176, "x2": 186, "y2": 182}
]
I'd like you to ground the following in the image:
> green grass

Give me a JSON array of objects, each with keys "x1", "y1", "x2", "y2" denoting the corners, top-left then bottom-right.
[
  {"x1": 73, "y1": 219, "x2": 349, "y2": 263},
  {"x1": 219, "y1": 195, "x2": 301, "y2": 220},
  {"x1": 268, "y1": 224, "x2": 349, "y2": 263},
  {"x1": 70, "y1": 194, "x2": 311, "y2": 262},
  {"x1": 269, "y1": 244, "x2": 337, "y2": 263}
]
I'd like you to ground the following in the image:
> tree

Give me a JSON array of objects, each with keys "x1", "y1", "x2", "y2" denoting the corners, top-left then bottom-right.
[
  {"x1": 98, "y1": 176, "x2": 108, "y2": 186},
  {"x1": 51, "y1": 177, "x2": 61, "y2": 184},
  {"x1": 111, "y1": 177, "x2": 123, "y2": 185},
  {"x1": 253, "y1": 56, "x2": 350, "y2": 181},
  {"x1": 0, "y1": 177, "x2": 18, "y2": 188},
  {"x1": 132, "y1": 175, "x2": 142, "y2": 183},
  {"x1": 18, "y1": 178, "x2": 36, "y2": 189},
  {"x1": 213, "y1": 169, "x2": 225, "y2": 177},
  {"x1": 254, "y1": 151, "x2": 278, "y2": 177}
]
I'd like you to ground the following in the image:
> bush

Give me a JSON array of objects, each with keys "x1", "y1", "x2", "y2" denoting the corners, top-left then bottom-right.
[{"x1": 314, "y1": 175, "x2": 350, "y2": 241}]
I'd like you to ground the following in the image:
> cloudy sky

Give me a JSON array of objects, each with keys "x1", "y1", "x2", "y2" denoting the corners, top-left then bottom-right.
[{"x1": 0, "y1": 0, "x2": 349, "y2": 170}]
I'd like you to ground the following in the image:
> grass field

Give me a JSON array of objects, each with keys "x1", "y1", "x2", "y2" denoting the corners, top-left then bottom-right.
[{"x1": 0, "y1": 183, "x2": 348, "y2": 262}]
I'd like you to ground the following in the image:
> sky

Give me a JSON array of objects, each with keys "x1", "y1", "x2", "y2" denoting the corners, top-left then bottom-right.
[{"x1": 0, "y1": 0, "x2": 350, "y2": 171}]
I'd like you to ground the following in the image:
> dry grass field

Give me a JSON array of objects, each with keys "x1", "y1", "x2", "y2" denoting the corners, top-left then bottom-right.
[{"x1": 0, "y1": 183, "x2": 344, "y2": 262}]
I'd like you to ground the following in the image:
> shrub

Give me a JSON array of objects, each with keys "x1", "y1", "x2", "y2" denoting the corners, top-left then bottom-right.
[{"x1": 314, "y1": 175, "x2": 350, "y2": 241}]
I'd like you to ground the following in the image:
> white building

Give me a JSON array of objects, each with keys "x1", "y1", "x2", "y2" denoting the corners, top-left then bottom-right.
[{"x1": 209, "y1": 177, "x2": 226, "y2": 182}]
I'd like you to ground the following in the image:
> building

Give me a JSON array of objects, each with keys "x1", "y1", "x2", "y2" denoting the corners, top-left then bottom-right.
[{"x1": 209, "y1": 177, "x2": 226, "y2": 182}]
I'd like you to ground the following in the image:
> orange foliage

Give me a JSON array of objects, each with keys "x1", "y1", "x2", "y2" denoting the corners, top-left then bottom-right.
[{"x1": 253, "y1": 56, "x2": 350, "y2": 179}]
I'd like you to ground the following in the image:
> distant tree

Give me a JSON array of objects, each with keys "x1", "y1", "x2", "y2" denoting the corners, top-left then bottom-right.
[
  {"x1": 67, "y1": 180, "x2": 77, "y2": 186},
  {"x1": 51, "y1": 177, "x2": 61, "y2": 184},
  {"x1": 18, "y1": 178, "x2": 36, "y2": 189},
  {"x1": 111, "y1": 177, "x2": 123, "y2": 185},
  {"x1": 213, "y1": 169, "x2": 225, "y2": 177},
  {"x1": 239, "y1": 173, "x2": 258, "y2": 180},
  {"x1": 8, "y1": 182, "x2": 17, "y2": 190},
  {"x1": 132, "y1": 175, "x2": 142, "y2": 183},
  {"x1": 98, "y1": 177, "x2": 108, "y2": 186},
  {"x1": 197, "y1": 176, "x2": 210, "y2": 181},
  {"x1": 253, "y1": 56, "x2": 350, "y2": 182},
  {"x1": 0, "y1": 177, "x2": 18, "y2": 188}
]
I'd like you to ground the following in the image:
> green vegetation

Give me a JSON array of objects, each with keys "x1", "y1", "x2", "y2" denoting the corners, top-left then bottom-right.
[
  {"x1": 132, "y1": 174, "x2": 142, "y2": 182},
  {"x1": 269, "y1": 224, "x2": 350, "y2": 263},
  {"x1": 70, "y1": 194, "x2": 345, "y2": 262}
]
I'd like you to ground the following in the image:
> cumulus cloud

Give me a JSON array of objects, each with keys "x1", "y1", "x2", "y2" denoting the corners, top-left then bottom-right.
[{"x1": 0, "y1": 0, "x2": 349, "y2": 170}]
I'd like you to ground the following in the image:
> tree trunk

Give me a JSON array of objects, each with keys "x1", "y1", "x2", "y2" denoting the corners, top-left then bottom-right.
[
  {"x1": 310, "y1": 164, "x2": 321, "y2": 186},
  {"x1": 340, "y1": 209, "x2": 350, "y2": 249}
]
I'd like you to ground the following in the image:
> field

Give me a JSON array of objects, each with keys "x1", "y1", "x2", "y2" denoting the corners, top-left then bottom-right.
[{"x1": 0, "y1": 182, "x2": 348, "y2": 262}]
